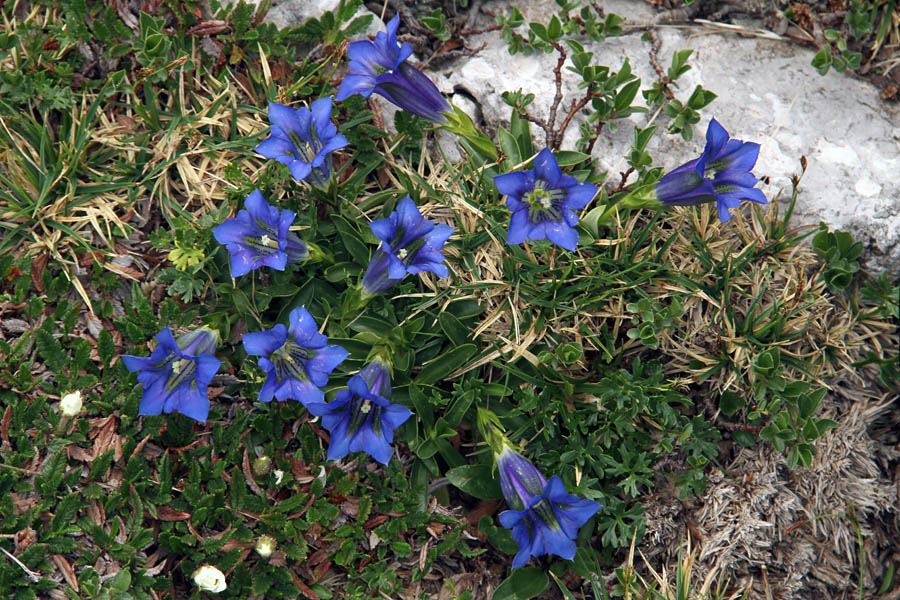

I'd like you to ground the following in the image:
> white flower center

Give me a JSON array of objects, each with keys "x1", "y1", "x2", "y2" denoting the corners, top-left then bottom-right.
[
  {"x1": 172, "y1": 358, "x2": 190, "y2": 375},
  {"x1": 360, "y1": 400, "x2": 372, "y2": 414},
  {"x1": 397, "y1": 248, "x2": 408, "y2": 259},
  {"x1": 260, "y1": 234, "x2": 277, "y2": 248}
]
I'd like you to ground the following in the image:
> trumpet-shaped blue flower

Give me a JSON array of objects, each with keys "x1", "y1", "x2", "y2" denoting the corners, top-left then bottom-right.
[
  {"x1": 306, "y1": 360, "x2": 412, "y2": 465},
  {"x1": 494, "y1": 148, "x2": 597, "y2": 251},
  {"x1": 652, "y1": 158, "x2": 717, "y2": 208},
  {"x1": 212, "y1": 189, "x2": 308, "y2": 277},
  {"x1": 254, "y1": 97, "x2": 348, "y2": 186},
  {"x1": 496, "y1": 447, "x2": 601, "y2": 568},
  {"x1": 360, "y1": 196, "x2": 453, "y2": 297},
  {"x1": 242, "y1": 307, "x2": 348, "y2": 406},
  {"x1": 336, "y1": 15, "x2": 450, "y2": 123},
  {"x1": 122, "y1": 328, "x2": 221, "y2": 423},
  {"x1": 654, "y1": 119, "x2": 766, "y2": 222}
]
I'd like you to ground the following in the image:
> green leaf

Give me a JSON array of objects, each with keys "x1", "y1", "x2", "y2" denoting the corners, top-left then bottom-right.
[
  {"x1": 51, "y1": 493, "x2": 81, "y2": 533},
  {"x1": 557, "y1": 342, "x2": 582, "y2": 365},
  {"x1": 510, "y1": 110, "x2": 533, "y2": 159},
  {"x1": 324, "y1": 261, "x2": 361, "y2": 282},
  {"x1": 815, "y1": 418, "x2": 838, "y2": 435},
  {"x1": 446, "y1": 464, "x2": 502, "y2": 500},
  {"x1": 614, "y1": 80, "x2": 641, "y2": 112},
  {"x1": 415, "y1": 344, "x2": 477, "y2": 385},
  {"x1": 719, "y1": 391, "x2": 743, "y2": 416},
  {"x1": 498, "y1": 126, "x2": 521, "y2": 167},
  {"x1": 332, "y1": 215, "x2": 370, "y2": 265},
  {"x1": 797, "y1": 387, "x2": 826, "y2": 419},
  {"x1": 547, "y1": 15, "x2": 563, "y2": 41},
  {"x1": 257, "y1": 283, "x2": 300, "y2": 298},
  {"x1": 529, "y1": 22, "x2": 549, "y2": 42},
  {"x1": 493, "y1": 567, "x2": 549, "y2": 600},
  {"x1": 438, "y1": 312, "x2": 470, "y2": 347},
  {"x1": 732, "y1": 429, "x2": 756, "y2": 447},
  {"x1": 553, "y1": 150, "x2": 590, "y2": 167},
  {"x1": 36, "y1": 328, "x2": 67, "y2": 374}
]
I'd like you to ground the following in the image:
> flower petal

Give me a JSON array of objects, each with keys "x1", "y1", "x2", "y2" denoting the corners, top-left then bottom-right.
[
  {"x1": 350, "y1": 421, "x2": 393, "y2": 464},
  {"x1": 563, "y1": 182, "x2": 597, "y2": 210},
  {"x1": 326, "y1": 416, "x2": 352, "y2": 461},
  {"x1": 718, "y1": 140, "x2": 760, "y2": 174},
  {"x1": 703, "y1": 118, "x2": 730, "y2": 159},
  {"x1": 288, "y1": 306, "x2": 327, "y2": 347},
  {"x1": 288, "y1": 161, "x2": 313, "y2": 183},
  {"x1": 242, "y1": 326, "x2": 287, "y2": 357},
  {"x1": 173, "y1": 385, "x2": 210, "y2": 423},
  {"x1": 268, "y1": 103, "x2": 303, "y2": 139},
  {"x1": 310, "y1": 96, "x2": 336, "y2": 139},
  {"x1": 369, "y1": 215, "x2": 396, "y2": 243},
  {"x1": 254, "y1": 135, "x2": 295, "y2": 164},
  {"x1": 336, "y1": 73, "x2": 376, "y2": 100},
  {"x1": 506, "y1": 209, "x2": 531, "y2": 245},
  {"x1": 533, "y1": 148, "x2": 562, "y2": 186},
  {"x1": 381, "y1": 403, "x2": 413, "y2": 431},
  {"x1": 544, "y1": 221, "x2": 579, "y2": 251},
  {"x1": 494, "y1": 171, "x2": 534, "y2": 199}
]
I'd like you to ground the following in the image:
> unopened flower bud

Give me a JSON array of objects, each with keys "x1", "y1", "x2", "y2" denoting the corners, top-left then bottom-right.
[
  {"x1": 255, "y1": 535, "x2": 276, "y2": 558},
  {"x1": 192, "y1": 564, "x2": 226, "y2": 593},
  {"x1": 273, "y1": 469, "x2": 284, "y2": 485},
  {"x1": 252, "y1": 456, "x2": 272, "y2": 476},
  {"x1": 60, "y1": 391, "x2": 83, "y2": 417}
]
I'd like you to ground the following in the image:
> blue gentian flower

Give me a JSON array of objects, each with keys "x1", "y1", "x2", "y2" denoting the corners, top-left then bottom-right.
[
  {"x1": 242, "y1": 307, "x2": 348, "y2": 406},
  {"x1": 652, "y1": 158, "x2": 717, "y2": 208},
  {"x1": 336, "y1": 15, "x2": 451, "y2": 123},
  {"x1": 122, "y1": 328, "x2": 221, "y2": 423},
  {"x1": 496, "y1": 447, "x2": 601, "y2": 568},
  {"x1": 254, "y1": 97, "x2": 348, "y2": 186},
  {"x1": 493, "y1": 148, "x2": 597, "y2": 251},
  {"x1": 360, "y1": 196, "x2": 453, "y2": 297},
  {"x1": 305, "y1": 359, "x2": 413, "y2": 465},
  {"x1": 654, "y1": 119, "x2": 766, "y2": 222},
  {"x1": 212, "y1": 189, "x2": 308, "y2": 277}
]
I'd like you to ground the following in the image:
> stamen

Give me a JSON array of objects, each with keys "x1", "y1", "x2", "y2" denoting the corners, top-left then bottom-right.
[
  {"x1": 172, "y1": 359, "x2": 189, "y2": 375},
  {"x1": 272, "y1": 343, "x2": 310, "y2": 382},
  {"x1": 166, "y1": 356, "x2": 198, "y2": 391}
]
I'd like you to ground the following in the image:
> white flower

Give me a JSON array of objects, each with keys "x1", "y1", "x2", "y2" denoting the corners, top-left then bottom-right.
[
  {"x1": 192, "y1": 564, "x2": 226, "y2": 593},
  {"x1": 59, "y1": 391, "x2": 83, "y2": 417},
  {"x1": 255, "y1": 535, "x2": 276, "y2": 558},
  {"x1": 273, "y1": 469, "x2": 284, "y2": 485}
]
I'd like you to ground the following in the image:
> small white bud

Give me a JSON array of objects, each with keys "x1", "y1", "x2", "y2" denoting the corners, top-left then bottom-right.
[
  {"x1": 255, "y1": 535, "x2": 276, "y2": 558},
  {"x1": 273, "y1": 469, "x2": 284, "y2": 485},
  {"x1": 59, "y1": 391, "x2": 83, "y2": 417},
  {"x1": 192, "y1": 564, "x2": 226, "y2": 593}
]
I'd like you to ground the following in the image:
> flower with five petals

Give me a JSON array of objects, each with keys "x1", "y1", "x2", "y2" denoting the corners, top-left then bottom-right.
[
  {"x1": 360, "y1": 196, "x2": 453, "y2": 297},
  {"x1": 212, "y1": 189, "x2": 308, "y2": 277},
  {"x1": 254, "y1": 97, "x2": 348, "y2": 186},
  {"x1": 496, "y1": 447, "x2": 601, "y2": 568},
  {"x1": 305, "y1": 359, "x2": 412, "y2": 465},
  {"x1": 122, "y1": 328, "x2": 221, "y2": 423},
  {"x1": 494, "y1": 148, "x2": 597, "y2": 251},
  {"x1": 242, "y1": 307, "x2": 348, "y2": 406}
]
